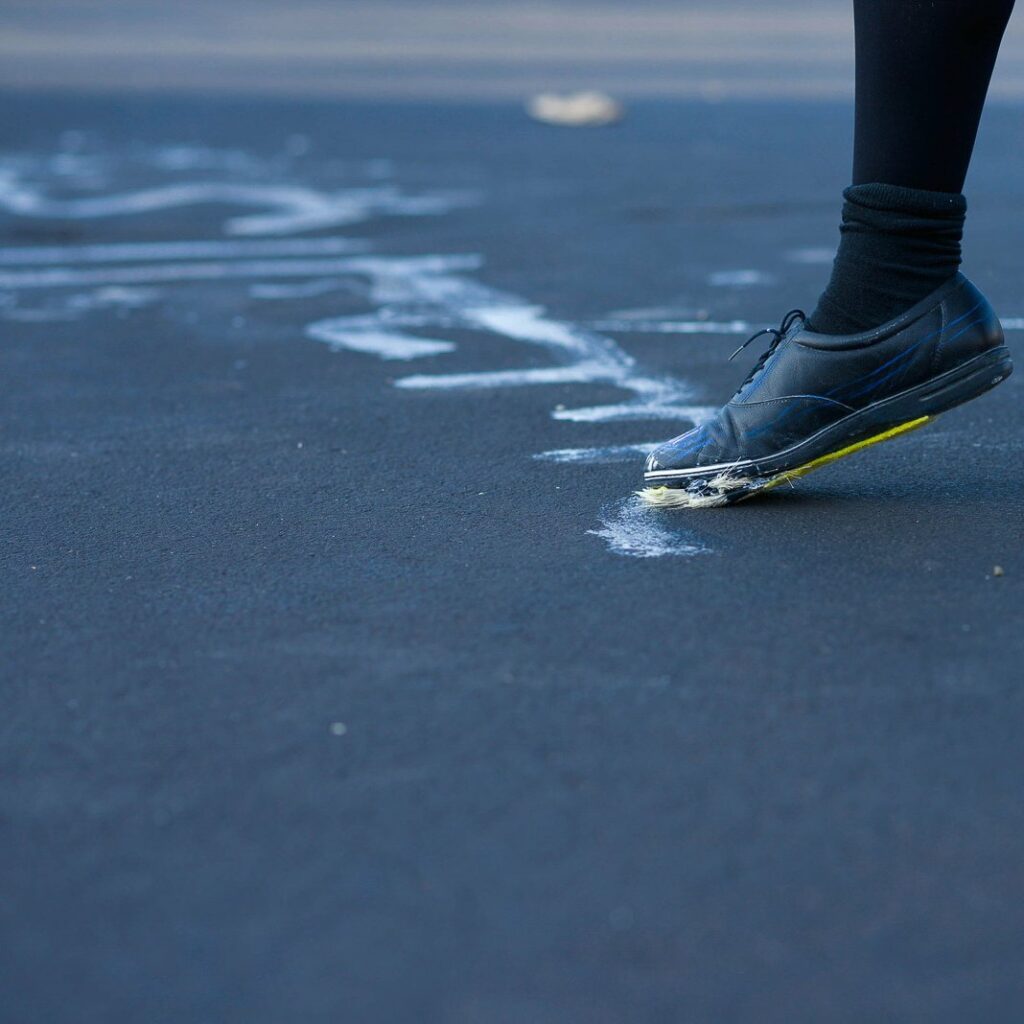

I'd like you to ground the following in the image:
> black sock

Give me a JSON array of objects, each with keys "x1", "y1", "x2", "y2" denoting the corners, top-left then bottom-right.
[{"x1": 807, "y1": 183, "x2": 966, "y2": 336}]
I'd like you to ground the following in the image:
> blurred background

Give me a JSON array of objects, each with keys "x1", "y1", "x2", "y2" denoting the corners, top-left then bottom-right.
[{"x1": 3, "y1": 0, "x2": 1024, "y2": 101}]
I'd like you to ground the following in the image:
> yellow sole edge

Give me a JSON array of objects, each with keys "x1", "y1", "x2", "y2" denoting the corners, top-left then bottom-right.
[
  {"x1": 754, "y1": 415, "x2": 931, "y2": 495},
  {"x1": 638, "y1": 415, "x2": 932, "y2": 509}
]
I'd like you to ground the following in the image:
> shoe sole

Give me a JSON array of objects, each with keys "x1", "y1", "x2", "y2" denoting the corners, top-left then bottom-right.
[{"x1": 639, "y1": 345, "x2": 1013, "y2": 508}]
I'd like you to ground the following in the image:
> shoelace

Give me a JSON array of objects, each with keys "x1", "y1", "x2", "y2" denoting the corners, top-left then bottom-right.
[{"x1": 729, "y1": 308, "x2": 806, "y2": 388}]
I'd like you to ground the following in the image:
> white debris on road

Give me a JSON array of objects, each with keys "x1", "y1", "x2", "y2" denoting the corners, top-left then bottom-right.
[{"x1": 526, "y1": 91, "x2": 624, "y2": 127}]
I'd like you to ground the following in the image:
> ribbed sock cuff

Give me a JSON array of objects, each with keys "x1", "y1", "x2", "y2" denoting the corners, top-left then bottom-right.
[
  {"x1": 843, "y1": 182, "x2": 966, "y2": 219},
  {"x1": 807, "y1": 182, "x2": 967, "y2": 335}
]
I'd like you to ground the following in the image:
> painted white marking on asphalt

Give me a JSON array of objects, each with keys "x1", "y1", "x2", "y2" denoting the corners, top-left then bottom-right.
[{"x1": 588, "y1": 496, "x2": 709, "y2": 559}]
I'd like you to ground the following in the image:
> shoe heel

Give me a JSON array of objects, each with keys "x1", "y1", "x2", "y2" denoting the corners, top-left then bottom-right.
[{"x1": 915, "y1": 345, "x2": 1013, "y2": 417}]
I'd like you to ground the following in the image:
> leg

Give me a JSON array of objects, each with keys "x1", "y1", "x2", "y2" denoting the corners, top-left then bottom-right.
[
  {"x1": 809, "y1": 0, "x2": 1016, "y2": 335},
  {"x1": 640, "y1": 0, "x2": 1016, "y2": 505},
  {"x1": 853, "y1": 0, "x2": 1016, "y2": 192}
]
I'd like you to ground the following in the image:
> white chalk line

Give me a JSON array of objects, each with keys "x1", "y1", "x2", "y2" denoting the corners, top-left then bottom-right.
[
  {"x1": 708, "y1": 269, "x2": 775, "y2": 287},
  {"x1": 308, "y1": 255, "x2": 710, "y2": 424},
  {"x1": 298, "y1": 256, "x2": 716, "y2": 563},
  {"x1": 785, "y1": 247, "x2": 834, "y2": 265},
  {"x1": 0, "y1": 236, "x2": 368, "y2": 265},
  {"x1": 534, "y1": 442, "x2": 658, "y2": 464},
  {"x1": 249, "y1": 279, "x2": 346, "y2": 300},
  {"x1": 325, "y1": 257, "x2": 715, "y2": 560},
  {"x1": 595, "y1": 317, "x2": 1024, "y2": 334},
  {"x1": 591, "y1": 318, "x2": 754, "y2": 335},
  {"x1": 0, "y1": 148, "x2": 714, "y2": 559},
  {"x1": 1, "y1": 285, "x2": 159, "y2": 322},
  {"x1": 0, "y1": 257, "x2": 383, "y2": 289},
  {"x1": 306, "y1": 323, "x2": 455, "y2": 360},
  {"x1": 0, "y1": 167, "x2": 476, "y2": 236},
  {"x1": 587, "y1": 496, "x2": 709, "y2": 559},
  {"x1": 396, "y1": 362, "x2": 608, "y2": 390}
]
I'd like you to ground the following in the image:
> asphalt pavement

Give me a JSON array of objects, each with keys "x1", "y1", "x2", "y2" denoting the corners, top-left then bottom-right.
[{"x1": 2, "y1": 92, "x2": 1024, "y2": 1023}]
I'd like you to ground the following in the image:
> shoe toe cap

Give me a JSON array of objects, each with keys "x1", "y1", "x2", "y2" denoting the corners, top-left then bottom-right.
[{"x1": 645, "y1": 426, "x2": 709, "y2": 474}]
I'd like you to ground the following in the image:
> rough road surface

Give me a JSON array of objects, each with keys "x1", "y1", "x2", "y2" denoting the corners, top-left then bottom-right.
[{"x1": 3, "y1": 93, "x2": 1024, "y2": 1023}]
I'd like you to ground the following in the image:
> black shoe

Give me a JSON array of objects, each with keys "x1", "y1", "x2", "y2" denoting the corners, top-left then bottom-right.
[{"x1": 641, "y1": 273, "x2": 1012, "y2": 507}]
